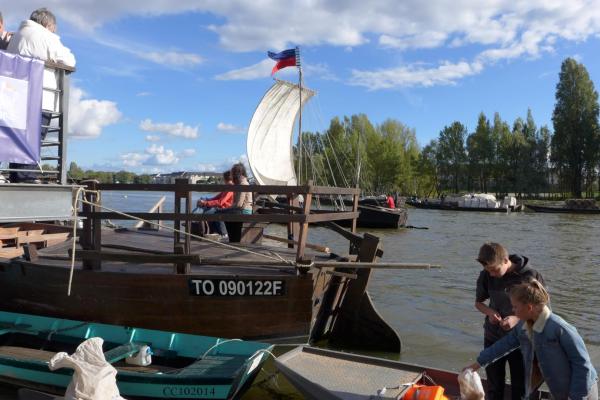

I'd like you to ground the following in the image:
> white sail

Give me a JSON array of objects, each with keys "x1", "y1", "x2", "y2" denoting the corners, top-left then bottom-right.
[{"x1": 247, "y1": 80, "x2": 315, "y2": 186}]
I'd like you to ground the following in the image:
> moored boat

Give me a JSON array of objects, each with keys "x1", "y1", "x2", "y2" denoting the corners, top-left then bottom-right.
[
  {"x1": 0, "y1": 310, "x2": 272, "y2": 399},
  {"x1": 408, "y1": 194, "x2": 523, "y2": 213},
  {"x1": 525, "y1": 204, "x2": 600, "y2": 214},
  {"x1": 274, "y1": 346, "x2": 548, "y2": 400}
]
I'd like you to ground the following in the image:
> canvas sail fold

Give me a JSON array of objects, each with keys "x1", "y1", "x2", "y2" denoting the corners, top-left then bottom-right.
[{"x1": 247, "y1": 80, "x2": 315, "y2": 186}]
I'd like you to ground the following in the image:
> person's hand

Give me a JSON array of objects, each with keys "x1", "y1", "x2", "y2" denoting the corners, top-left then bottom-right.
[
  {"x1": 487, "y1": 311, "x2": 502, "y2": 325},
  {"x1": 500, "y1": 316, "x2": 519, "y2": 331},
  {"x1": 462, "y1": 362, "x2": 481, "y2": 372},
  {"x1": 197, "y1": 200, "x2": 205, "y2": 207}
]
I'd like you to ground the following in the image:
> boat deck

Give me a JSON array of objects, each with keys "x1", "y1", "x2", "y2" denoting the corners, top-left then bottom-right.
[{"x1": 35, "y1": 228, "x2": 335, "y2": 276}]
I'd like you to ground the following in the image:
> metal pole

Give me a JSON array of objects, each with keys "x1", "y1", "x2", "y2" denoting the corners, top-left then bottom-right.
[{"x1": 297, "y1": 46, "x2": 302, "y2": 184}]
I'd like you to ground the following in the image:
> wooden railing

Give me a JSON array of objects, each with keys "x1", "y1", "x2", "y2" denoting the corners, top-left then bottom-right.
[{"x1": 78, "y1": 179, "x2": 361, "y2": 272}]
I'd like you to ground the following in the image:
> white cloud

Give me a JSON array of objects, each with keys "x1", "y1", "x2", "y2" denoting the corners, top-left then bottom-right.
[
  {"x1": 217, "y1": 122, "x2": 245, "y2": 134},
  {"x1": 68, "y1": 86, "x2": 122, "y2": 139},
  {"x1": 350, "y1": 61, "x2": 484, "y2": 89},
  {"x1": 215, "y1": 59, "x2": 272, "y2": 80},
  {"x1": 197, "y1": 163, "x2": 218, "y2": 172},
  {"x1": 3, "y1": 0, "x2": 600, "y2": 89},
  {"x1": 179, "y1": 148, "x2": 196, "y2": 157},
  {"x1": 139, "y1": 119, "x2": 199, "y2": 139},
  {"x1": 120, "y1": 144, "x2": 180, "y2": 167},
  {"x1": 136, "y1": 92, "x2": 152, "y2": 97},
  {"x1": 145, "y1": 135, "x2": 161, "y2": 142}
]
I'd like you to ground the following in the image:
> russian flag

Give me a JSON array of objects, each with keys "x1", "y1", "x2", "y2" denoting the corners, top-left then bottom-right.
[{"x1": 268, "y1": 48, "x2": 298, "y2": 75}]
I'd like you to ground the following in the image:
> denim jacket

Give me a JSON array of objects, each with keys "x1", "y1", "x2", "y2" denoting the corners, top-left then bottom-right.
[{"x1": 477, "y1": 312, "x2": 598, "y2": 400}]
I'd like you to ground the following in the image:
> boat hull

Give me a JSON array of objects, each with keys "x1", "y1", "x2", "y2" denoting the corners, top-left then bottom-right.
[
  {"x1": 0, "y1": 260, "x2": 315, "y2": 342},
  {"x1": 525, "y1": 204, "x2": 600, "y2": 214},
  {"x1": 407, "y1": 201, "x2": 521, "y2": 212},
  {"x1": 337, "y1": 205, "x2": 408, "y2": 229}
]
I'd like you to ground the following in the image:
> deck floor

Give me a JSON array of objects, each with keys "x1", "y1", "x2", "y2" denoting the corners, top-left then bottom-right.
[{"x1": 35, "y1": 228, "x2": 334, "y2": 276}]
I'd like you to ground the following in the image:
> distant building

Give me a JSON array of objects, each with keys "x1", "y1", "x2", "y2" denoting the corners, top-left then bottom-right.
[{"x1": 151, "y1": 171, "x2": 221, "y2": 184}]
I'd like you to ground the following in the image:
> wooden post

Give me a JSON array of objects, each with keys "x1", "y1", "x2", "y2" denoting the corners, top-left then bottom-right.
[
  {"x1": 82, "y1": 180, "x2": 101, "y2": 270},
  {"x1": 351, "y1": 185, "x2": 359, "y2": 233},
  {"x1": 296, "y1": 180, "x2": 313, "y2": 261},
  {"x1": 173, "y1": 243, "x2": 190, "y2": 274},
  {"x1": 185, "y1": 186, "x2": 192, "y2": 254},
  {"x1": 173, "y1": 178, "x2": 186, "y2": 248}
]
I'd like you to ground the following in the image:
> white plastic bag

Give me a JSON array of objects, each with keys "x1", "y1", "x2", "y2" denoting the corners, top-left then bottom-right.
[
  {"x1": 49, "y1": 337, "x2": 125, "y2": 400},
  {"x1": 458, "y1": 368, "x2": 485, "y2": 400}
]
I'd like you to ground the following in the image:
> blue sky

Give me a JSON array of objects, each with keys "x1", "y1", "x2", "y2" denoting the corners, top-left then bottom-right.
[{"x1": 3, "y1": 1, "x2": 600, "y2": 173}]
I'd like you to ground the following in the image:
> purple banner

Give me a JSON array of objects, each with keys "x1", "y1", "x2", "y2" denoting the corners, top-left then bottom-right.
[{"x1": 0, "y1": 50, "x2": 44, "y2": 164}]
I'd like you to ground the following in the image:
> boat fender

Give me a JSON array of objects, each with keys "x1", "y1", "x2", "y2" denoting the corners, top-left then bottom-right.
[
  {"x1": 125, "y1": 345, "x2": 153, "y2": 366},
  {"x1": 402, "y1": 384, "x2": 449, "y2": 400}
]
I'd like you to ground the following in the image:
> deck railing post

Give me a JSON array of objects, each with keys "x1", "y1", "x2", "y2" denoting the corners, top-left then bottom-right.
[
  {"x1": 82, "y1": 180, "x2": 101, "y2": 270},
  {"x1": 351, "y1": 185, "x2": 359, "y2": 233},
  {"x1": 296, "y1": 180, "x2": 313, "y2": 262}
]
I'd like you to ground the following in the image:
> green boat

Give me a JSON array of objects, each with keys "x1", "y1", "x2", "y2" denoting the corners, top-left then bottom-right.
[{"x1": 0, "y1": 310, "x2": 273, "y2": 399}]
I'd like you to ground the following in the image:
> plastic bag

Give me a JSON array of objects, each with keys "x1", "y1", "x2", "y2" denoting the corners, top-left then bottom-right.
[
  {"x1": 49, "y1": 337, "x2": 126, "y2": 400},
  {"x1": 457, "y1": 369, "x2": 485, "y2": 400}
]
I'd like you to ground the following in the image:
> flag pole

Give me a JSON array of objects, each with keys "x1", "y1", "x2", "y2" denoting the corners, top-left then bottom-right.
[{"x1": 296, "y1": 46, "x2": 303, "y2": 184}]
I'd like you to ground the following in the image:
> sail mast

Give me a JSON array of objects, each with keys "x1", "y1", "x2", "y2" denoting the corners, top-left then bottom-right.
[{"x1": 296, "y1": 46, "x2": 303, "y2": 184}]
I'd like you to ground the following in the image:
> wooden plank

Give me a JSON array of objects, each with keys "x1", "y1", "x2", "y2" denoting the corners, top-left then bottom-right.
[
  {"x1": 306, "y1": 212, "x2": 360, "y2": 223},
  {"x1": 80, "y1": 212, "x2": 308, "y2": 223},
  {"x1": 263, "y1": 234, "x2": 330, "y2": 253},
  {"x1": 97, "y1": 183, "x2": 360, "y2": 196},
  {"x1": 0, "y1": 227, "x2": 20, "y2": 235},
  {"x1": 0, "y1": 247, "x2": 24, "y2": 258},
  {"x1": 69, "y1": 249, "x2": 201, "y2": 264}
]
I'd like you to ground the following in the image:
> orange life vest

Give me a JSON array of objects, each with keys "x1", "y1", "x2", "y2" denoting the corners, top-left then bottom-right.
[{"x1": 402, "y1": 384, "x2": 449, "y2": 400}]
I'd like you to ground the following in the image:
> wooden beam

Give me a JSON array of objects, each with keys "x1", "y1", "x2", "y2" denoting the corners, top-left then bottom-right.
[
  {"x1": 80, "y1": 212, "x2": 308, "y2": 224},
  {"x1": 296, "y1": 185, "x2": 313, "y2": 261},
  {"x1": 263, "y1": 234, "x2": 330, "y2": 253},
  {"x1": 69, "y1": 249, "x2": 200, "y2": 264}
]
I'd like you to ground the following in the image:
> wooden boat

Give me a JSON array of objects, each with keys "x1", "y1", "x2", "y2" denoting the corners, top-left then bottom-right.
[
  {"x1": 0, "y1": 61, "x2": 403, "y2": 355},
  {"x1": 407, "y1": 200, "x2": 522, "y2": 213},
  {"x1": 525, "y1": 204, "x2": 600, "y2": 214},
  {"x1": 338, "y1": 204, "x2": 408, "y2": 229},
  {"x1": 274, "y1": 346, "x2": 548, "y2": 400},
  {"x1": 0, "y1": 310, "x2": 272, "y2": 399}
]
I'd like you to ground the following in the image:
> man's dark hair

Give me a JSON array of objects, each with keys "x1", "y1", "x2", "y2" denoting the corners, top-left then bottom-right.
[
  {"x1": 223, "y1": 170, "x2": 232, "y2": 181},
  {"x1": 231, "y1": 163, "x2": 247, "y2": 184}
]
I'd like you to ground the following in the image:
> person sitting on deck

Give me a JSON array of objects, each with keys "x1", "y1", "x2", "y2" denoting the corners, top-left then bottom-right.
[
  {"x1": 220, "y1": 163, "x2": 253, "y2": 215},
  {"x1": 196, "y1": 170, "x2": 233, "y2": 237},
  {"x1": 386, "y1": 193, "x2": 395, "y2": 209},
  {"x1": 6, "y1": 8, "x2": 76, "y2": 183},
  {"x1": 465, "y1": 279, "x2": 598, "y2": 400},
  {"x1": 0, "y1": 12, "x2": 13, "y2": 50}
]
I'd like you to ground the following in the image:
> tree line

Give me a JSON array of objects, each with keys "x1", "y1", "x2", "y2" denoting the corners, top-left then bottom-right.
[{"x1": 295, "y1": 58, "x2": 600, "y2": 199}]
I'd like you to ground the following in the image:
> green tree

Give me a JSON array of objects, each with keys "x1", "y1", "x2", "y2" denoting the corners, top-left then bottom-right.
[
  {"x1": 551, "y1": 58, "x2": 600, "y2": 198},
  {"x1": 436, "y1": 122, "x2": 467, "y2": 193},
  {"x1": 466, "y1": 113, "x2": 494, "y2": 192}
]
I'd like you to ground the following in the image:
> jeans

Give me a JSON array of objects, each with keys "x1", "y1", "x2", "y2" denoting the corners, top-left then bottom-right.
[
  {"x1": 197, "y1": 207, "x2": 227, "y2": 236},
  {"x1": 484, "y1": 337, "x2": 525, "y2": 400}
]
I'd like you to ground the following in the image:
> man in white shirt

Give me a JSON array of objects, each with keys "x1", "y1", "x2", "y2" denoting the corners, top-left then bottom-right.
[{"x1": 6, "y1": 8, "x2": 76, "y2": 182}]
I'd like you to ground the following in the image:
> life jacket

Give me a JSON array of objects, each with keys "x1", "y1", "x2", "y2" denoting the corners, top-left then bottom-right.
[{"x1": 402, "y1": 384, "x2": 449, "y2": 400}]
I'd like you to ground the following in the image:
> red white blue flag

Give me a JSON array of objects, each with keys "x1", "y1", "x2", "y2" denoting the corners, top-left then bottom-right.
[{"x1": 268, "y1": 47, "x2": 299, "y2": 76}]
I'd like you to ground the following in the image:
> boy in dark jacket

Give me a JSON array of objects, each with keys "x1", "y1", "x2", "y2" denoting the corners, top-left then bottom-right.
[{"x1": 475, "y1": 242, "x2": 545, "y2": 400}]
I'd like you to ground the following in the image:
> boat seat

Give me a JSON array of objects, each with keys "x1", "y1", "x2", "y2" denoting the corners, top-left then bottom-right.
[
  {"x1": 104, "y1": 342, "x2": 142, "y2": 364},
  {"x1": 0, "y1": 322, "x2": 33, "y2": 336},
  {"x1": 177, "y1": 354, "x2": 249, "y2": 378}
]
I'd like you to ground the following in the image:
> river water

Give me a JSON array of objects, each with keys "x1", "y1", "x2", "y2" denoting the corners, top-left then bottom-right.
[{"x1": 1, "y1": 193, "x2": 599, "y2": 399}]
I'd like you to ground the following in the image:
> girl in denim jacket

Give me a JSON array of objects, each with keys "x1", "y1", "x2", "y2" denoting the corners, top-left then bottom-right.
[{"x1": 465, "y1": 280, "x2": 598, "y2": 400}]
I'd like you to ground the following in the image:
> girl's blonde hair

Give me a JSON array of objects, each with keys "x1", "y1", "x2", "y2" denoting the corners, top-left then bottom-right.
[{"x1": 509, "y1": 278, "x2": 549, "y2": 306}]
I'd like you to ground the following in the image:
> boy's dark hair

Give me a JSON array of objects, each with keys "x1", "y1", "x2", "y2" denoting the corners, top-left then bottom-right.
[
  {"x1": 222, "y1": 170, "x2": 232, "y2": 181},
  {"x1": 477, "y1": 242, "x2": 508, "y2": 267}
]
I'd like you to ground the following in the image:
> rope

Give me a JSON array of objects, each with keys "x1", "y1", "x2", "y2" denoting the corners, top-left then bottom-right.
[{"x1": 68, "y1": 186, "x2": 84, "y2": 296}]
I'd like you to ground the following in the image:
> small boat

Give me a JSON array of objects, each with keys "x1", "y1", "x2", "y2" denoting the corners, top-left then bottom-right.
[
  {"x1": 338, "y1": 204, "x2": 408, "y2": 229},
  {"x1": 274, "y1": 346, "x2": 548, "y2": 400},
  {"x1": 525, "y1": 204, "x2": 600, "y2": 214},
  {"x1": 0, "y1": 310, "x2": 273, "y2": 399},
  {"x1": 408, "y1": 194, "x2": 522, "y2": 213}
]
